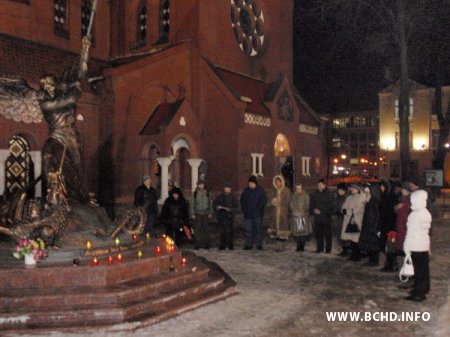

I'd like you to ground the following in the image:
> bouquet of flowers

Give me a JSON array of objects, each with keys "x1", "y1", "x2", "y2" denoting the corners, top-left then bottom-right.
[{"x1": 13, "y1": 238, "x2": 48, "y2": 261}]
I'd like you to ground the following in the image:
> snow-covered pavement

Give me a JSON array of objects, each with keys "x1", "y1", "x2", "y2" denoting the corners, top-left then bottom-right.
[{"x1": 9, "y1": 207, "x2": 450, "y2": 337}]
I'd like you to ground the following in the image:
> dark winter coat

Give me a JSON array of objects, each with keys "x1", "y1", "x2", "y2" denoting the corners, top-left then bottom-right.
[
  {"x1": 359, "y1": 188, "x2": 381, "y2": 252},
  {"x1": 309, "y1": 188, "x2": 334, "y2": 223},
  {"x1": 214, "y1": 192, "x2": 239, "y2": 223},
  {"x1": 395, "y1": 194, "x2": 411, "y2": 251},
  {"x1": 160, "y1": 190, "x2": 189, "y2": 229},
  {"x1": 240, "y1": 185, "x2": 267, "y2": 220},
  {"x1": 379, "y1": 190, "x2": 397, "y2": 232},
  {"x1": 134, "y1": 184, "x2": 158, "y2": 215}
]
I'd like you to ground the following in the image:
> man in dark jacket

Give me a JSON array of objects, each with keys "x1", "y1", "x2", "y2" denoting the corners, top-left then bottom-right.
[
  {"x1": 240, "y1": 176, "x2": 267, "y2": 250},
  {"x1": 134, "y1": 175, "x2": 159, "y2": 234},
  {"x1": 310, "y1": 179, "x2": 334, "y2": 253},
  {"x1": 214, "y1": 183, "x2": 239, "y2": 250}
]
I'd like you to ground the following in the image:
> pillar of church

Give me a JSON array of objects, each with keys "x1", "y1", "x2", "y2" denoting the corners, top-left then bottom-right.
[
  {"x1": 0, "y1": 149, "x2": 7, "y2": 196},
  {"x1": 187, "y1": 158, "x2": 203, "y2": 193},
  {"x1": 156, "y1": 157, "x2": 173, "y2": 203},
  {"x1": 30, "y1": 151, "x2": 42, "y2": 197}
]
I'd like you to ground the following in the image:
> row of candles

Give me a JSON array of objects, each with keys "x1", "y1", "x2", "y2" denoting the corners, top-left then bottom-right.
[{"x1": 87, "y1": 234, "x2": 183, "y2": 266}]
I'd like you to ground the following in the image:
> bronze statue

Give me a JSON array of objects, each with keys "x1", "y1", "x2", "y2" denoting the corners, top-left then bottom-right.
[
  {"x1": 0, "y1": 1, "x2": 101, "y2": 246},
  {"x1": 0, "y1": 36, "x2": 91, "y2": 204}
]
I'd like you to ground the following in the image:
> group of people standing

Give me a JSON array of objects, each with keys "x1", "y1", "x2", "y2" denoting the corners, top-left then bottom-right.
[
  {"x1": 134, "y1": 174, "x2": 432, "y2": 302},
  {"x1": 331, "y1": 178, "x2": 432, "y2": 302}
]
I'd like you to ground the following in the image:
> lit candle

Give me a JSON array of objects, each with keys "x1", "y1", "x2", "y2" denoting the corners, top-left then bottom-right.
[
  {"x1": 107, "y1": 255, "x2": 113, "y2": 265},
  {"x1": 92, "y1": 256, "x2": 99, "y2": 266},
  {"x1": 182, "y1": 257, "x2": 187, "y2": 266},
  {"x1": 137, "y1": 250, "x2": 143, "y2": 259},
  {"x1": 145, "y1": 233, "x2": 151, "y2": 240},
  {"x1": 115, "y1": 237, "x2": 120, "y2": 246},
  {"x1": 156, "y1": 246, "x2": 161, "y2": 255},
  {"x1": 117, "y1": 252, "x2": 123, "y2": 262},
  {"x1": 132, "y1": 233, "x2": 138, "y2": 241},
  {"x1": 86, "y1": 240, "x2": 92, "y2": 250}
]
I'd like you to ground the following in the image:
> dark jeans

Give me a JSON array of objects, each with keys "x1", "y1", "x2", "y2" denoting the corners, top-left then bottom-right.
[
  {"x1": 314, "y1": 220, "x2": 332, "y2": 252},
  {"x1": 219, "y1": 217, "x2": 234, "y2": 249},
  {"x1": 193, "y1": 214, "x2": 210, "y2": 248},
  {"x1": 411, "y1": 252, "x2": 430, "y2": 297},
  {"x1": 144, "y1": 212, "x2": 155, "y2": 233},
  {"x1": 244, "y1": 217, "x2": 263, "y2": 248}
]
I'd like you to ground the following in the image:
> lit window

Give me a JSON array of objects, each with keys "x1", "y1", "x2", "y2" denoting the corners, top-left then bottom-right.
[{"x1": 394, "y1": 98, "x2": 414, "y2": 119}]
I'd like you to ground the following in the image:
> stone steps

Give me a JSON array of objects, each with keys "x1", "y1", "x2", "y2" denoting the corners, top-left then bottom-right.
[
  {"x1": 0, "y1": 275, "x2": 226, "y2": 330},
  {"x1": 0, "y1": 263, "x2": 210, "y2": 311}
]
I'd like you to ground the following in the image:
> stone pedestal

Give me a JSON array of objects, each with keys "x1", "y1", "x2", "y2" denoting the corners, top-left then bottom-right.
[{"x1": 0, "y1": 238, "x2": 236, "y2": 333}]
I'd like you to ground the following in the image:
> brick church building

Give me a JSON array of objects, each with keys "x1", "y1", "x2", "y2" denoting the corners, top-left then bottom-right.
[{"x1": 0, "y1": 0, "x2": 325, "y2": 206}]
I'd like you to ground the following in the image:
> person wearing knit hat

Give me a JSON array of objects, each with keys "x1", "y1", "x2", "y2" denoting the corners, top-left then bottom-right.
[
  {"x1": 337, "y1": 183, "x2": 347, "y2": 192},
  {"x1": 248, "y1": 175, "x2": 258, "y2": 185},
  {"x1": 190, "y1": 177, "x2": 213, "y2": 249},
  {"x1": 240, "y1": 175, "x2": 267, "y2": 250},
  {"x1": 134, "y1": 175, "x2": 158, "y2": 234},
  {"x1": 214, "y1": 183, "x2": 239, "y2": 250}
]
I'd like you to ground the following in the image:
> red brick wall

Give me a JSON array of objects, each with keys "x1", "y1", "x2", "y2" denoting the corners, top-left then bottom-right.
[{"x1": 0, "y1": 0, "x2": 110, "y2": 60}]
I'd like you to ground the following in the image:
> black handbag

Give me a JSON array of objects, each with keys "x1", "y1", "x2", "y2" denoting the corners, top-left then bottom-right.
[{"x1": 345, "y1": 211, "x2": 360, "y2": 233}]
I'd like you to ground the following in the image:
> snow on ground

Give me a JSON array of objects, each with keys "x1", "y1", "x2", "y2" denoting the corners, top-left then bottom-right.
[{"x1": 9, "y1": 208, "x2": 450, "y2": 337}]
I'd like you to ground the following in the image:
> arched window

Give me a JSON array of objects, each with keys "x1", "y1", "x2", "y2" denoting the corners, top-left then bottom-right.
[
  {"x1": 157, "y1": 0, "x2": 170, "y2": 44},
  {"x1": 54, "y1": 0, "x2": 69, "y2": 39},
  {"x1": 5, "y1": 135, "x2": 35, "y2": 198},
  {"x1": 137, "y1": 0, "x2": 147, "y2": 46}
]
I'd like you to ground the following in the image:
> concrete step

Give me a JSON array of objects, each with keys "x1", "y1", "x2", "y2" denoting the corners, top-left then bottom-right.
[{"x1": 0, "y1": 275, "x2": 226, "y2": 330}]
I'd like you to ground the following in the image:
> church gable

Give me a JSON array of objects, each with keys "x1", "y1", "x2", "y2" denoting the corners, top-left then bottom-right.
[{"x1": 214, "y1": 66, "x2": 274, "y2": 117}]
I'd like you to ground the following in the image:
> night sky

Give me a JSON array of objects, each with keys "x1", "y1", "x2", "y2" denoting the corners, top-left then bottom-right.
[{"x1": 292, "y1": 0, "x2": 450, "y2": 114}]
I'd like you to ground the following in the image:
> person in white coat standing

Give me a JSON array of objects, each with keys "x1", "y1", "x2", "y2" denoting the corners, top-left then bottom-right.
[
  {"x1": 403, "y1": 190, "x2": 432, "y2": 302},
  {"x1": 341, "y1": 184, "x2": 366, "y2": 261}
]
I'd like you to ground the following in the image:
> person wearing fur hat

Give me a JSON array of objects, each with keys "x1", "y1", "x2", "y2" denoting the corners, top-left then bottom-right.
[
  {"x1": 403, "y1": 190, "x2": 432, "y2": 302},
  {"x1": 214, "y1": 183, "x2": 239, "y2": 250},
  {"x1": 160, "y1": 187, "x2": 190, "y2": 246},
  {"x1": 240, "y1": 175, "x2": 267, "y2": 250},
  {"x1": 341, "y1": 183, "x2": 366, "y2": 261},
  {"x1": 269, "y1": 175, "x2": 291, "y2": 245},
  {"x1": 134, "y1": 175, "x2": 159, "y2": 234}
]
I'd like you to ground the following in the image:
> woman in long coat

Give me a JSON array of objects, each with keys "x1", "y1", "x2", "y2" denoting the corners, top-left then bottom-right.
[
  {"x1": 160, "y1": 187, "x2": 190, "y2": 246},
  {"x1": 359, "y1": 185, "x2": 381, "y2": 266},
  {"x1": 268, "y1": 175, "x2": 291, "y2": 241},
  {"x1": 289, "y1": 182, "x2": 312, "y2": 251},
  {"x1": 341, "y1": 184, "x2": 367, "y2": 261}
]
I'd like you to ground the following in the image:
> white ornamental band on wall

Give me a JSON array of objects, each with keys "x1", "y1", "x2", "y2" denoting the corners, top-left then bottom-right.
[
  {"x1": 298, "y1": 123, "x2": 319, "y2": 135},
  {"x1": 244, "y1": 113, "x2": 271, "y2": 127}
]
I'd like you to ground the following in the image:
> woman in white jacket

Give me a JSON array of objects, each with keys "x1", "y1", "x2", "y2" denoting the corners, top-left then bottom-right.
[
  {"x1": 403, "y1": 190, "x2": 431, "y2": 302},
  {"x1": 341, "y1": 184, "x2": 367, "y2": 261}
]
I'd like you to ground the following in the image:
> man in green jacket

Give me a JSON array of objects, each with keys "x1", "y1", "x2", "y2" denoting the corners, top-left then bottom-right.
[{"x1": 190, "y1": 180, "x2": 213, "y2": 249}]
